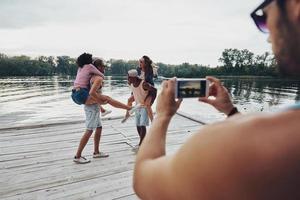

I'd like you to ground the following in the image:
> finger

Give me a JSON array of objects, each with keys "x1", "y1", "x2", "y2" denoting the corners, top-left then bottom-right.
[
  {"x1": 209, "y1": 83, "x2": 217, "y2": 96},
  {"x1": 206, "y1": 76, "x2": 221, "y2": 86},
  {"x1": 168, "y1": 77, "x2": 177, "y2": 90},
  {"x1": 165, "y1": 78, "x2": 176, "y2": 98},
  {"x1": 161, "y1": 81, "x2": 168, "y2": 90}
]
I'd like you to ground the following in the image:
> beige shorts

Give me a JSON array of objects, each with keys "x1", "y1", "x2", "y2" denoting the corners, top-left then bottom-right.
[{"x1": 84, "y1": 104, "x2": 102, "y2": 130}]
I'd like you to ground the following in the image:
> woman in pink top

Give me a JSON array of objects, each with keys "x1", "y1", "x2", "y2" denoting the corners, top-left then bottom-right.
[{"x1": 71, "y1": 53, "x2": 133, "y2": 112}]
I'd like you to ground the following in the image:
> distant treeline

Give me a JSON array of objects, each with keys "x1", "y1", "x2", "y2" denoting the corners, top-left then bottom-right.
[{"x1": 0, "y1": 49, "x2": 278, "y2": 77}]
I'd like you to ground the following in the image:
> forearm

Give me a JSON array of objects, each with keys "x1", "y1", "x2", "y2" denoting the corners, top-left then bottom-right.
[
  {"x1": 127, "y1": 96, "x2": 134, "y2": 107},
  {"x1": 90, "y1": 65, "x2": 104, "y2": 78},
  {"x1": 136, "y1": 115, "x2": 172, "y2": 163}
]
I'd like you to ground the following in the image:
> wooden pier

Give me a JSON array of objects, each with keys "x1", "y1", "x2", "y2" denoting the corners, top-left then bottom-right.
[{"x1": 0, "y1": 114, "x2": 203, "y2": 200}]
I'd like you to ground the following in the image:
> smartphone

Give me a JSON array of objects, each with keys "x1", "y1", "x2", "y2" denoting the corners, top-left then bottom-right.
[{"x1": 175, "y1": 78, "x2": 209, "y2": 98}]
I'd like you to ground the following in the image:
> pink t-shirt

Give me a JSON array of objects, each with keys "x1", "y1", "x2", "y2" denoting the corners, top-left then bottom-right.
[{"x1": 73, "y1": 64, "x2": 104, "y2": 89}]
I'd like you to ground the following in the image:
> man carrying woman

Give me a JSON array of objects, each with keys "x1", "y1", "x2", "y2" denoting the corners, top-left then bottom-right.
[
  {"x1": 127, "y1": 69, "x2": 156, "y2": 151},
  {"x1": 137, "y1": 55, "x2": 157, "y2": 121},
  {"x1": 123, "y1": 55, "x2": 157, "y2": 123},
  {"x1": 72, "y1": 53, "x2": 138, "y2": 164}
]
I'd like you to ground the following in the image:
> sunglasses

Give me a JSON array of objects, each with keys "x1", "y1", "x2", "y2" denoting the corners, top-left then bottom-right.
[{"x1": 251, "y1": 0, "x2": 275, "y2": 33}]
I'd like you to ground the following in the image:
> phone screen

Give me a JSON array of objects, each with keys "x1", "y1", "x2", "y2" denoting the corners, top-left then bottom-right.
[{"x1": 176, "y1": 79, "x2": 207, "y2": 98}]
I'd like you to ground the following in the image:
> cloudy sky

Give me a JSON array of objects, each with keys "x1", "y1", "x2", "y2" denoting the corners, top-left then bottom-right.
[{"x1": 0, "y1": 0, "x2": 270, "y2": 66}]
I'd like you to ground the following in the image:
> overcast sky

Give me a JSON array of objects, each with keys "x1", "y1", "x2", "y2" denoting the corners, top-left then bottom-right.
[{"x1": 0, "y1": 0, "x2": 270, "y2": 66}]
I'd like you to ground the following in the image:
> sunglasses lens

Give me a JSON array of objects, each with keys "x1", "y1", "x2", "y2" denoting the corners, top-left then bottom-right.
[
  {"x1": 257, "y1": 17, "x2": 268, "y2": 33},
  {"x1": 254, "y1": 10, "x2": 269, "y2": 33},
  {"x1": 257, "y1": 20, "x2": 268, "y2": 33}
]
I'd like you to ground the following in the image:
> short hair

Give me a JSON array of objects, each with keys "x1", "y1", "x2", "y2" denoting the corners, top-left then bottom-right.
[
  {"x1": 128, "y1": 69, "x2": 138, "y2": 77},
  {"x1": 76, "y1": 53, "x2": 93, "y2": 68},
  {"x1": 93, "y1": 58, "x2": 105, "y2": 68}
]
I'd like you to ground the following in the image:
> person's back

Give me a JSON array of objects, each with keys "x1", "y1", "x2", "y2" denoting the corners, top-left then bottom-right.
[
  {"x1": 74, "y1": 64, "x2": 104, "y2": 89},
  {"x1": 71, "y1": 53, "x2": 105, "y2": 105}
]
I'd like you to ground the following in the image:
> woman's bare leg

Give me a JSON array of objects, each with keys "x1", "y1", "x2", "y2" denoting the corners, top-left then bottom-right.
[
  {"x1": 85, "y1": 96, "x2": 100, "y2": 105},
  {"x1": 105, "y1": 96, "x2": 131, "y2": 110},
  {"x1": 85, "y1": 95, "x2": 131, "y2": 110}
]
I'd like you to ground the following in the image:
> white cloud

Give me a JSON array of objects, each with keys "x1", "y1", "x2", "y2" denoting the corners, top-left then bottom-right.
[{"x1": 0, "y1": 0, "x2": 270, "y2": 66}]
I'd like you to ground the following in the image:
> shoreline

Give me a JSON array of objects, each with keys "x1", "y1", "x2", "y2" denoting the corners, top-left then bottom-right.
[
  {"x1": 0, "y1": 116, "x2": 124, "y2": 131},
  {"x1": 0, "y1": 112, "x2": 207, "y2": 132}
]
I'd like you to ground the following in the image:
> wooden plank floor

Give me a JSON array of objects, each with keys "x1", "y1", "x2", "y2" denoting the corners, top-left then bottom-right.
[{"x1": 0, "y1": 114, "x2": 203, "y2": 200}]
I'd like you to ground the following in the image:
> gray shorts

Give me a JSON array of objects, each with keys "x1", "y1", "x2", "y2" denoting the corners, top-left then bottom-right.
[
  {"x1": 84, "y1": 104, "x2": 102, "y2": 130},
  {"x1": 135, "y1": 107, "x2": 149, "y2": 127}
]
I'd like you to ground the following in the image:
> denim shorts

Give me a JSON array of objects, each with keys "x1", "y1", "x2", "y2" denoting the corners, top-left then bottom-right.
[
  {"x1": 135, "y1": 107, "x2": 149, "y2": 127},
  {"x1": 71, "y1": 88, "x2": 89, "y2": 105},
  {"x1": 84, "y1": 104, "x2": 102, "y2": 130}
]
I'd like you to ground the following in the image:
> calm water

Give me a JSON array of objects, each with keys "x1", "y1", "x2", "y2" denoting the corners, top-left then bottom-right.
[{"x1": 0, "y1": 76, "x2": 300, "y2": 129}]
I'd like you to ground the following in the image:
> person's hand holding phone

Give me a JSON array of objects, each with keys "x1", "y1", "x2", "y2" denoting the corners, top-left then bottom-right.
[
  {"x1": 199, "y1": 76, "x2": 235, "y2": 115},
  {"x1": 156, "y1": 78, "x2": 182, "y2": 119}
]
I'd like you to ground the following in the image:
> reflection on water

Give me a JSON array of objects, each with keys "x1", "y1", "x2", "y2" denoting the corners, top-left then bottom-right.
[
  {"x1": 0, "y1": 76, "x2": 299, "y2": 129},
  {"x1": 222, "y1": 77, "x2": 300, "y2": 111}
]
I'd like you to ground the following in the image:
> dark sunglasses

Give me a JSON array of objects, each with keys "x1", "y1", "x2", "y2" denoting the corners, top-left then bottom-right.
[{"x1": 251, "y1": 0, "x2": 275, "y2": 33}]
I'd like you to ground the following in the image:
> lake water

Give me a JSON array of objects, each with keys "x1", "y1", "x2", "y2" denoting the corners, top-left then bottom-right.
[{"x1": 0, "y1": 76, "x2": 300, "y2": 129}]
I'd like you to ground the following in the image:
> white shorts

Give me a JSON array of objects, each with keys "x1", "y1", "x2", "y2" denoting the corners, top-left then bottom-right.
[
  {"x1": 135, "y1": 107, "x2": 149, "y2": 127},
  {"x1": 84, "y1": 104, "x2": 102, "y2": 130}
]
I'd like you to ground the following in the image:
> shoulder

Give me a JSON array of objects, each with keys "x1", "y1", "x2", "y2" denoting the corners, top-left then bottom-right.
[
  {"x1": 91, "y1": 75, "x2": 103, "y2": 83},
  {"x1": 224, "y1": 110, "x2": 300, "y2": 136},
  {"x1": 170, "y1": 111, "x2": 300, "y2": 197},
  {"x1": 197, "y1": 111, "x2": 300, "y2": 147}
]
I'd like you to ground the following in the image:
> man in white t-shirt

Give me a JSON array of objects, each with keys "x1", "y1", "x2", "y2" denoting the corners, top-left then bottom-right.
[{"x1": 127, "y1": 69, "x2": 156, "y2": 151}]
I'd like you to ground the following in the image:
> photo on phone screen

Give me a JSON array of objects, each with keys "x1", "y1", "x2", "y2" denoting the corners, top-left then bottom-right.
[{"x1": 176, "y1": 79, "x2": 207, "y2": 98}]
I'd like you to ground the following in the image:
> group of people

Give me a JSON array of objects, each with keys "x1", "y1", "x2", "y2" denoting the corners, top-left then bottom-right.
[
  {"x1": 71, "y1": 53, "x2": 157, "y2": 164},
  {"x1": 70, "y1": 0, "x2": 300, "y2": 198}
]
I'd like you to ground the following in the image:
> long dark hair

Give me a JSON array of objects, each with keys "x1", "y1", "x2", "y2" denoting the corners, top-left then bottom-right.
[
  {"x1": 76, "y1": 53, "x2": 93, "y2": 68},
  {"x1": 142, "y1": 55, "x2": 154, "y2": 85}
]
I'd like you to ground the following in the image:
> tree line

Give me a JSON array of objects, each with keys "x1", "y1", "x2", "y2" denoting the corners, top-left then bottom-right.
[{"x1": 0, "y1": 49, "x2": 278, "y2": 77}]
